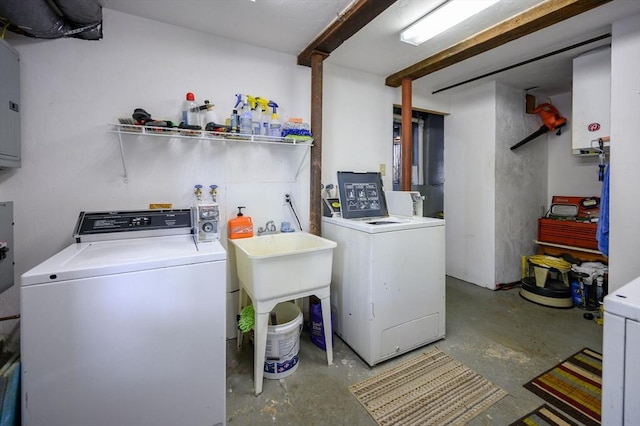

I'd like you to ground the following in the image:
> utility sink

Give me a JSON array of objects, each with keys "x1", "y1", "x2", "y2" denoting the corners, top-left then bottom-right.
[{"x1": 230, "y1": 232, "x2": 337, "y2": 300}]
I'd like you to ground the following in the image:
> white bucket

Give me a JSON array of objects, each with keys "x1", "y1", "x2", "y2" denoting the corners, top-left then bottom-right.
[{"x1": 263, "y1": 302, "x2": 303, "y2": 379}]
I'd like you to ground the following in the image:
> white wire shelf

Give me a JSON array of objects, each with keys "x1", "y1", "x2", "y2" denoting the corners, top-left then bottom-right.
[
  {"x1": 108, "y1": 123, "x2": 313, "y2": 146},
  {"x1": 108, "y1": 123, "x2": 312, "y2": 183}
]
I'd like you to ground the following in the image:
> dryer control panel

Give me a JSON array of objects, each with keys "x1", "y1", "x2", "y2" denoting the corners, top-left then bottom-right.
[{"x1": 74, "y1": 209, "x2": 192, "y2": 242}]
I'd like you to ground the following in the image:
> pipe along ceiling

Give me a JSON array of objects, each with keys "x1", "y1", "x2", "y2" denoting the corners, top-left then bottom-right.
[{"x1": 0, "y1": 0, "x2": 102, "y2": 40}]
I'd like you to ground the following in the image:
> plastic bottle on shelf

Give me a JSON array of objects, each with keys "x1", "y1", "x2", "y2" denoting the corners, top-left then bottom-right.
[
  {"x1": 256, "y1": 97, "x2": 270, "y2": 136},
  {"x1": 239, "y1": 102, "x2": 252, "y2": 135},
  {"x1": 182, "y1": 92, "x2": 199, "y2": 126},
  {"x1": 230, "y1": 109, "x2": 239, "y2": 133},
  {"x1": 267, "y1": 101, "x2": 281, "y2": 137},
  {"x1": 269, "y1": 113, "x2": 281, "y2": 138},
  {"x1": 248, "y1": 95, "x2": 261, "y2": 135}
]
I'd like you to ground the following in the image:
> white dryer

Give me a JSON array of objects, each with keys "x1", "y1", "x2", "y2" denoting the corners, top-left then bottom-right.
[
  {"x1": 321, "y1": 172, "x2": 445, "y2": 366},
  {"x1": 602, "y1": 275, "x2": 640, "y2": 425},
  {"x1": 21, "y1": 209, "x2": 227, "y2": 426}
]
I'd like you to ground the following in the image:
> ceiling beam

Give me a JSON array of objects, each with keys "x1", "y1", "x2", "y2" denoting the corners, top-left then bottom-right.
[
  {"x1": 297, "y1": 0, "x2": 397, "y2": 67},
  {"x1": 385, "y1": 0, "x2": 613, "y2": 87}
]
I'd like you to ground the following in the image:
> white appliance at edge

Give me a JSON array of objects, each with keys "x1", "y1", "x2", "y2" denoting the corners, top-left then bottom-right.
[
  {"x1": 602, "y1": 275, "x2": 640, "y2": 425},
  {"x1": 321, "y1": 172, "x2": 445, "y2": 366},
  {"x1": 20, "y1": 209, "x2": 226, "y2": 426}
]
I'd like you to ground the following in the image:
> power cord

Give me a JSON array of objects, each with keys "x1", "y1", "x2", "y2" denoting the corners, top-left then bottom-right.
[{"x1": 285, "y1": 193, "x2": 303, "y2": 231}]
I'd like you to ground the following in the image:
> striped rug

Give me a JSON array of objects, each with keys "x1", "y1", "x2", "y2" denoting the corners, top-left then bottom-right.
[
  {"x1": 509, "y1": 404, "x2": 578, "y2": 426},
  {"x1": 523, "y1": 348, "x2": 602, "y2": 426},
  {"x1": 349, "y1": 347, "x2": 507, "y2": 425}
]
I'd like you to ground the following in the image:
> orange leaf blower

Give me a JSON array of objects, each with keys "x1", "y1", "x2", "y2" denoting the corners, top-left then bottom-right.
[{"x1": 510, "y1": 103, "x2": 567, "y2": 151}]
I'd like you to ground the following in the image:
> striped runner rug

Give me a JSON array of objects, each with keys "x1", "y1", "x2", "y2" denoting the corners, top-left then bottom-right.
[
  {"x1": 509, "y1": 404, "x2": 579, "y2": 426},
  {"x1": 349, "y1": 347, "x2": 507, "y2": 425},
  {"x1": 523, "y1": 348, "x2": 602, "y2": 425}
]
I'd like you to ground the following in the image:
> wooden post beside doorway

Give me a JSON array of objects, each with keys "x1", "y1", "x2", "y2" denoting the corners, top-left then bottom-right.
[{"x1": 401, "y1": 78, "x2": 412, "y2": 191}]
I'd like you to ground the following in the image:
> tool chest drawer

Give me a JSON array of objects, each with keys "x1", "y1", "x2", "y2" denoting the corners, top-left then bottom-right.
[{"x1": 537, "y1": 218, "x2": 598, "y2": 250}]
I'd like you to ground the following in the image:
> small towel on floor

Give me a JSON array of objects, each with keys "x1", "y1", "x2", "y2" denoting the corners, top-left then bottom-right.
[{"x1": 596, "y1": 164, "x2": 609, "y2": 256}]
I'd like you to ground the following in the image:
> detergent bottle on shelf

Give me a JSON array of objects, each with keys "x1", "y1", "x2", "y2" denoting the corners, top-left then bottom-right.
[{"x1": 228, "y1": 207, "x2": 253, "y2": 239}]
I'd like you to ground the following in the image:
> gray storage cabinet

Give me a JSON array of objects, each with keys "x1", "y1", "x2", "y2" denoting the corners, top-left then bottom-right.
[{"x1": 0, "y1": 38, "x2": 20, "y2": 168}]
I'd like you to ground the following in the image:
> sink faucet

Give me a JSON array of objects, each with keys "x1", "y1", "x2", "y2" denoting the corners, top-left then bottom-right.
[{"x1": 257, "y1": 220, "x2": 277, "y2": 235}]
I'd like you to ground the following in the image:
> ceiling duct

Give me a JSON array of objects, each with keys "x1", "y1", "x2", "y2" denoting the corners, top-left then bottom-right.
[{"x1": 0, "y1": 0, "x2": 102, "y2": 40}]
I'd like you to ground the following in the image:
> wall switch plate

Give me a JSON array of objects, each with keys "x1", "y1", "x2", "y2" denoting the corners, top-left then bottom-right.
[{"x1": 379, "y1": 163, "x2": 386, "y2": 176}]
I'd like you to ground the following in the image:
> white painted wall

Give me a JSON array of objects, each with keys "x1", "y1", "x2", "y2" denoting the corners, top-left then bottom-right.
[
  {"x1": 495, "y1": 83, "x2": 546, "y2": 285},
  {"x1": 609, "y1": 14, "x2": 640, "y2": 292},
  {"x1": 321, "y1": 63, "x2": 395, "y2": 190},
  {"x1": 443, "y1": 82, "x2": 497, "y2": 288},
  {"x1": 443, "y1": 82, "x2": 546, "y2": 288},
  {"x1": 547, "y1": 92, "x2": 603, "y2": 199},
  {"x1": 0, "y1": 9, "x2": 313, "y2": 337},
  {"x1": 403, "y1": 90, "x2": 451, "y2": 116}
]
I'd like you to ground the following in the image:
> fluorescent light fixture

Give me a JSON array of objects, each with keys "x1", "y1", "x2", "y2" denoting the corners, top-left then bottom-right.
[{"x1": 400, "y1": 0, "x2": 501, "y2": 46}]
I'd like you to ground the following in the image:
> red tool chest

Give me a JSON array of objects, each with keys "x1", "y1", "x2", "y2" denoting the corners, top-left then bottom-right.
[{"x1": 537, "y1": 196, "x2": 600, "y2": 250}]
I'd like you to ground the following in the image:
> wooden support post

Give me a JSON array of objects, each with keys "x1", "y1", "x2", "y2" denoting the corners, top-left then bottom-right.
[
  {"x1": 401, "y1": 78, "x2": 412, "y2": 191},
  {"x1": 309, "y1": 51, "x2": 328, "y2": 236}
]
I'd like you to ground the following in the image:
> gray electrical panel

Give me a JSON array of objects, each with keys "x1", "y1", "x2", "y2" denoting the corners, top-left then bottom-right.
[
  {"x1": 0, "y1": 202, "x2": 14, "y2": 294},
  {"x1": 0, "y1": 38, "x2": 21, "y2": 168}
]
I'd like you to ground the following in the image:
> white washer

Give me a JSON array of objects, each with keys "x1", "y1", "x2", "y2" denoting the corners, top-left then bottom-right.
[
  {"x1": 322, "y1": 215, "x2": 445, "y2": 366},
  {"x1": 321, "y1": 172, "x2": 445, "y2": 366},
  {"x1": 602, "y1": 275, "x2": 640, "y2": 425},
  {"x1": 21, "y1": 210, "x2": 227, "y2": 426}
]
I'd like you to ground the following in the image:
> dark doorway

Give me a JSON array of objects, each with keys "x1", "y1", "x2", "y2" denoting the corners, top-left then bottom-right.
[{"x1": 392, "y1": 107, "x2": 444, "y2": 218}]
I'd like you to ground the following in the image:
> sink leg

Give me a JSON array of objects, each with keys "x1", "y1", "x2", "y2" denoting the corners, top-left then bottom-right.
[
  {"x1": 236, "y1": 287, "x2": 244, "y2": 351},
  {"x1": 319, "y1": 296, "x2": 333, "y2": 366},
  {"x1": 253, "y1": 311, "x2": 270, "y2": 396}
]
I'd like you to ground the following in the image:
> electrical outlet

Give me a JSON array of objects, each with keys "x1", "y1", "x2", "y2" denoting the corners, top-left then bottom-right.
[
  {"x1": 379, "y1": 163, "x2": 386, "y2": 176},
  {"x1": 285, "y1": 193, "x2": 291, "y2": 204}
]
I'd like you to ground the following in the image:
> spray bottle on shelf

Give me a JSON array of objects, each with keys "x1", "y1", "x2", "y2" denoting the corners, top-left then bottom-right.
[
  {"x1": 246, "y1": 95, "x2": 261, "y2": 135},
  {"x1": 240, "y1": 101, "x2": 252, "y2": 134},
  {"x1": 267, "y1": 101, "x2": 282, "y2": 138},
  {"x1": 228, "y1": 206, "x2": 253, "y2": 239},
  {"x1": 256, "y1": 97, "x2": 270, "y2": 136},
  {"x1": 182, "y1": 92, "x2": 199, "y2": 126},
  {"x1": 236, "y1": 94, "x2": 252, "y2": 135}
]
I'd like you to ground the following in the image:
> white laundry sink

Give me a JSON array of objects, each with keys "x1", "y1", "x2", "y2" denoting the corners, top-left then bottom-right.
[{"x1": 230, "y1": 232, "x2": 336, "y2": 300}]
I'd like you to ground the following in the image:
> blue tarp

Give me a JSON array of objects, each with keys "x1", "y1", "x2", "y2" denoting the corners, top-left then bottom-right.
[{"x1": 596, "y1": 164, "x2": 609, "y2": 256}]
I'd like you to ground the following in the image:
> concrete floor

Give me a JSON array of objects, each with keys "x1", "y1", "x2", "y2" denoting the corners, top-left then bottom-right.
[{"x1": 226, "y1": 276, "x2": 603, "y2": 425}]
